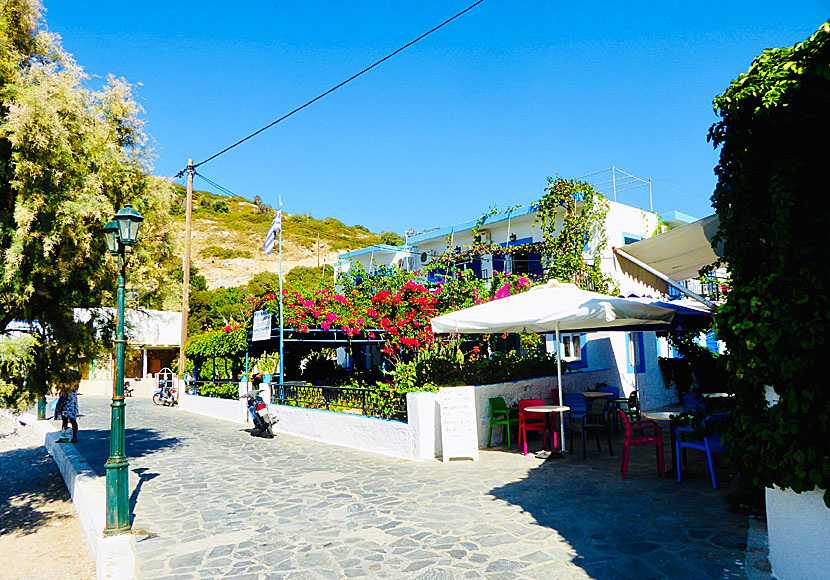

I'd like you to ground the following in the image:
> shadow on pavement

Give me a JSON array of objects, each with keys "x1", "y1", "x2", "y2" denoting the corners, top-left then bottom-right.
[
  {"x1": 0, "y1": 435, "x2": 73, "y2": 537},
  {"x1": 70, "y1": 426, "x2": 182, "y2": 477},
  {"x1": 488, "y1": 437, "x2": 750, "y2": 580},
  {"x1": 129, "y1": 467, "x2": 160, "y2": 526}
]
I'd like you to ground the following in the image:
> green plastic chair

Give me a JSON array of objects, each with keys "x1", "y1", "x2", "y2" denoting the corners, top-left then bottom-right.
[{"x1": 488, "y1": 397, "x2": 519, "y2": 448}]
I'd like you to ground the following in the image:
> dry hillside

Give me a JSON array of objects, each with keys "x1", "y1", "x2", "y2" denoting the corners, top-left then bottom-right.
[{"x1": 170, "y1": 187, "x2": 391, "y2": 290}]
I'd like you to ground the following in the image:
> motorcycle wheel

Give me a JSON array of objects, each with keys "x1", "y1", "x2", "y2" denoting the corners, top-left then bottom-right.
[
  {"x1": 263, "y1": 419, "x2": 274, "y2": 439},
  {"x1": 152, "y1": 393, "x2": 162, "y2": 406}
]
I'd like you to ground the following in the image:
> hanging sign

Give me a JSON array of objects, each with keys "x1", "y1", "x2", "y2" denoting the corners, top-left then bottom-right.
[
  {"x1": 438, "y1": 386, "x2": 479, "y2": 462},
  {"x1": 252, "y1": 311, "x2": 272, "y2": 341}
]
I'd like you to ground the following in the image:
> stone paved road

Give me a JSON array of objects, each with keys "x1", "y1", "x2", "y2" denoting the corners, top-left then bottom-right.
[
  {"x1": 0, "y1": 414, "x2": 96, "y2": 580},
  {"x1": 69, "y1": 396, "x2": 763, "y2": 580}
]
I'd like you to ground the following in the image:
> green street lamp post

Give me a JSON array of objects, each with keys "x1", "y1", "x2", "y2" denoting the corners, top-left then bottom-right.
[{"x1": 102, "y1": 204, "x2": 143, "y2": 536}]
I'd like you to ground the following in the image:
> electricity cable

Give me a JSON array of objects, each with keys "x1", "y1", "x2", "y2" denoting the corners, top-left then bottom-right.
[{"x1": 175, "y1": 0, "x2": 486, "y2": 177}]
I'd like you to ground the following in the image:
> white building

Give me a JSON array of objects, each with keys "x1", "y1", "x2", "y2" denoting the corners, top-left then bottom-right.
[
  {"x1": 337, "y1": 196, "x2": 705, "y2": 409},
  {"x1": 73, "y1": 308, "x2": 182, "y2": 380}
]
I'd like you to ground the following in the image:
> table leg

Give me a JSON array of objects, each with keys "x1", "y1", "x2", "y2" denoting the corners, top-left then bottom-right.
[{"x1": 667, "y1": 420, "x2": 677, "y2": 477}]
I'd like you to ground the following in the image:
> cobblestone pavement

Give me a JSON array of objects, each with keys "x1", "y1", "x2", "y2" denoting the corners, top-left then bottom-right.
[
  {"x1": 0, "y1": 414, "x2": 96, "y2": 580},
  {"x1": 68, "y1": 396, "x2": 764, "y2": 580}
]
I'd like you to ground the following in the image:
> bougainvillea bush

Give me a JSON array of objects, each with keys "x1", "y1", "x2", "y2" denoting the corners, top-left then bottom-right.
[{"x1": 241, "y1": 263, "x2": 552, "y2": 391}]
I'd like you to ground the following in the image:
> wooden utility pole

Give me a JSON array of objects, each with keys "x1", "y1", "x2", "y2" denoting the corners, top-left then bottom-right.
[
  {"x1": 317, "y1": 232, "x2": 320, "y2": 268},
  {"x1": 178, "y1": 159, "x2": 194, "y2": 395}
]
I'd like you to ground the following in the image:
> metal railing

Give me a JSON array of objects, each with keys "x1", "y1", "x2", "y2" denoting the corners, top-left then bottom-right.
[
  {"x1": 667, "y1": 276, "x2": 730, "y2": 303},
  {"x1": 275, "y1": 383, "x2": 408, "y2": 422}
]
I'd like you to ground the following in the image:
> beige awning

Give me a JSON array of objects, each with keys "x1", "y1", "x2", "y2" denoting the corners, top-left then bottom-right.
[{"x1": 614, "y1": 214, "x2": 724, "y2": 297}]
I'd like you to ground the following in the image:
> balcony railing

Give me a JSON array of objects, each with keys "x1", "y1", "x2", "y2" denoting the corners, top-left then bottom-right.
[
  {"x1": 275, "y1": 383, "x2": 408, "y2": 422},
  {"x1": 667, "y1": 275, "x2": 730, "y2": 303}
]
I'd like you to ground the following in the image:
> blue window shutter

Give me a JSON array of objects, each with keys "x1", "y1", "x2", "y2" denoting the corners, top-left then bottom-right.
[
  {"x1": 576, "y1": 332, "x2": 588, "y2": 369},
  {"x1": 706, "y1": 330, "x2": 719, "y2": 353}
]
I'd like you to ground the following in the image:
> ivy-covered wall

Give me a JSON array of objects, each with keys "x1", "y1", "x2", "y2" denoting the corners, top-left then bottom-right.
[{"x1": 710, "y1": 22, "x2": 830, "y2": 505}]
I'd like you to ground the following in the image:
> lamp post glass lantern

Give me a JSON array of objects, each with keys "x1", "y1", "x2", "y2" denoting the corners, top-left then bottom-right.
[{"x1": 102, "y1": 205, "x2": 143, "y2": 536}]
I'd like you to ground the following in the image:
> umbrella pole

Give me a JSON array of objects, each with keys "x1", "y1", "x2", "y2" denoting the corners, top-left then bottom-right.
[{"x1": 556, "y1": 323, "x2": 565, "y2": 452}]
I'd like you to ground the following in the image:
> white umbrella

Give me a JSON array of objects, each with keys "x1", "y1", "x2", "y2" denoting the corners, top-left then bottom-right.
[{"x1": 430, "y1": 281, "x2": 677, "y2": 451}]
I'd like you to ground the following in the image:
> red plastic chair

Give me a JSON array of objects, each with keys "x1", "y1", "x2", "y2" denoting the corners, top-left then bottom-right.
[
  {"x1": 518, "y1": 399, "x2": 550, "y2": 456},
  {"x1": 618, "y1": 409, "x2": 665, "y2": 479}
]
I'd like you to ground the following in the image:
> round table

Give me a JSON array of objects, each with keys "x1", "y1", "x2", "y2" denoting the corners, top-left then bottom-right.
[
  {"x1": 582, "y1": 392, "x2": 614, "y2": 399},
  {"x1": 524, "y1": 405, "x2": 570, "y2": 459}
]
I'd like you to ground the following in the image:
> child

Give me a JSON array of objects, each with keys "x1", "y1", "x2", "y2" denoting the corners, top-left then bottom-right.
[{"x1": 59, "y1": 382, "x2": 80, "y2": 443}]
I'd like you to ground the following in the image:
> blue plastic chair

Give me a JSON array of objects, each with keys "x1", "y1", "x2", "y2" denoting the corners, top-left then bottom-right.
[
  {"x1": 562, "y1": 393, "x2": 587, "y2": 447},
  {"x1": 675, "y1": 413, "x2": 730, "y2": 488},
  {"x1": 681, "y1": 392, "x2": 704, "y2": 414}
]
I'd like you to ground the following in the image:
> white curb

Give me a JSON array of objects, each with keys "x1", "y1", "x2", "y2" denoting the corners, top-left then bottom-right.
[{"x1": 13, "y1": 411, "x2": 137, "y2": 580}]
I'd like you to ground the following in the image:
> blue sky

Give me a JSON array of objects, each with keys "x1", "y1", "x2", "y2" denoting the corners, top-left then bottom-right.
[{"x1": 44, "y1": 1, "x2": 827, "y2": 234}]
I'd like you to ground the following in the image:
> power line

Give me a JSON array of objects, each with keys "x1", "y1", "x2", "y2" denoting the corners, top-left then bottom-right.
[
  {"x1": 193, "y1": 172, "x2": 239, "y2": 197},
  {"x1": 175, "y1": 0, "x2": 486, "y2": 176}
]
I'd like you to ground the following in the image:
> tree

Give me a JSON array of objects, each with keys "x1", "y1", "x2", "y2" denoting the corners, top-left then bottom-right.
[
  {"x1": 0, "y1": 0, "x2": 175, "y2": 400},
  {"x1": 284, "y1": 265, "x2": 334, "y2": 294},
  {"x1": 379, "y1": 231, "x2": 403, "y2": 246},
  {"x1": 709, "y1": 21, "x2": 830, "y2": 505}
]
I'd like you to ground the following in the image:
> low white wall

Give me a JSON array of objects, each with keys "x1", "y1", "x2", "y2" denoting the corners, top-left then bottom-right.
[
  {"x1": 178, "y1": 388, "x2": 438, "y2": 461},
  {"x1": 179, "y1": 391, "x2": 247, "y2": 424},
  {"x1": 766, "y1": 486, "x2": 830, "y2": 580},
  {"x1": 178, "y1": 373, "x2": 631, "y2": 461},
  {"x1": 457, "y1": 371, "x2": 619, "y2": 449}
]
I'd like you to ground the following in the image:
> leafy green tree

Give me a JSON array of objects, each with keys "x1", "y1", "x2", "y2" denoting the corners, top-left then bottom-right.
[
  {"x1": 709, "y1": 21, "x2": 830, "y2": 505},
  {"x1": 0, "y1": 0, "x2": 175, "y2": 402},
  {"x1": 188, "y1": 286, "x2": 246, "y2": 335},
  {"x1": 379, "y1": 231, "x2": 403, "y2": 246},
  {"x1": 243, "y1": 271, "x2": 281, "y2": 298},
  {"x1": 284, "y1": 265, "x2": 334, "y2": 294}
]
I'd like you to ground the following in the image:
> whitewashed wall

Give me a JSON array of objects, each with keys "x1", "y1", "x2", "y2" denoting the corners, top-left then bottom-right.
[
  {"x1": 180, "y1": 391, "x2": 247, "y2": 424},
  {"x1": 766, "y1": 486, "x2": 830, "y2": 580},
  {"x1": 178, "y1": 387, "x2": 438, "y2": 461},
  {"x1": 178, "y1": 368, "x2": 669, "y2": 462}
]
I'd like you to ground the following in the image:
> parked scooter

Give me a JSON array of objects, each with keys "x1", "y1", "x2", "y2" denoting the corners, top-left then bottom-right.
[
  {"x1": 153, "y1": 378, "x2": 177, "y2": 406},
  {"x1": 124, "y1": 380, "x2": 134, "y2": 397},
  {"x1": 240, "y1": 389, "x2": 276, "y2": 438}
]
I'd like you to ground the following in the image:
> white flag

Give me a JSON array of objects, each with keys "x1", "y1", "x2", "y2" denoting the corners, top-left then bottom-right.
[{"x1": 263, "y1": 210, "x2": 281, "y2": 255}]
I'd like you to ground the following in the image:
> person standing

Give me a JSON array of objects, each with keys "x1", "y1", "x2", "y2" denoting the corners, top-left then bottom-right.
[{"x1": 59, "y1": 381, "x2": 80, "y2": 443}]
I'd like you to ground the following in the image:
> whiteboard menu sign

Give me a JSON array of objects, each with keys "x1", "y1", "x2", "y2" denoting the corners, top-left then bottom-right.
[
  {"x1": 438, "y1": 386, "x2": 479, "y2": 462},
  {"x1": 252, "y1": 311, "x2": 272, "y2": 341}
]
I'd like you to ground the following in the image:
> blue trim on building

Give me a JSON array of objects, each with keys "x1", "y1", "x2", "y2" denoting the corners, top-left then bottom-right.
[
  {"x1": 338, "y1": 244, "x2": 408, "y2": 259},
  {"x1": 621, "y1": 231, "x2": 643, "y2": 246},
  {"x1": 407, "y1": 205, "x2": 539, "y2": 244},
  {"x1": 570, "y1": 333, "x2": 589, "y2": 370},
  {"x1": 660, "y1": 210, "x2": 700, "y2": 227},
  {"x1": 626, "y1": 332, "x2": 645, "y2": 373}
]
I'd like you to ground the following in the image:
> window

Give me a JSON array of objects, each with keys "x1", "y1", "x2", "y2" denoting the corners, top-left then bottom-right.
[
  {"x1": 557, "y1": 333, "x2": 587, "y2": 369},
  {"x1": 627, "y1": 332, "x2": 645, "y2": 373},
  {"x1": 622, "y1": 232, "x2": 643, "y2": 246},
  {"x1": 561, "y1": 334, "x2": 581, "y2": 361}
]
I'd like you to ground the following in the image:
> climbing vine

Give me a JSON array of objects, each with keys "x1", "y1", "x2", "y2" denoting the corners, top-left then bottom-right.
[
  {"x1": 437, "y1": 176, "x2": 616, "y2": 293},
  {"x1": 709, "y1": 22, "x2": 830, "y2": 505},
  {"x1": 534, "y1": 177, "x2": 615, "y2": 293}
]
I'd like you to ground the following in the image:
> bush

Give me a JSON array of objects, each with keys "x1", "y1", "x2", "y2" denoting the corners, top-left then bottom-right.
[
  {"x1": 198, "y1": 246, "x2": 252, "y2": 260},
  {"x1": 709, "y1": 22, "x2": 830, "y2": 505},
  {"x1": 213, "y1": 200, "x2": 229, "y2": 213},
  {"x1": 196, "y1": 382, "x2": 238, "y2": 400}
]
